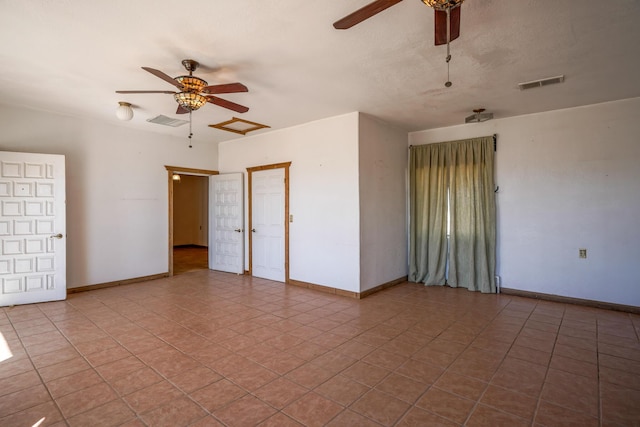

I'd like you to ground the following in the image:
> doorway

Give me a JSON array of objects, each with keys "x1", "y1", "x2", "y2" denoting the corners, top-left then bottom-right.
[{"x1": 165, "y1": 166, "x2": 218, "y2": 276}]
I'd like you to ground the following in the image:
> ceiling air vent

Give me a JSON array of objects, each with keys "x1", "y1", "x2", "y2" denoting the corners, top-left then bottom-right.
[
  {"x1": 146, "y1": 115, "x2": 188, "y2": 127},
  {"x1": 518, "y1": 75, "x2": 565, "y2": 91}
]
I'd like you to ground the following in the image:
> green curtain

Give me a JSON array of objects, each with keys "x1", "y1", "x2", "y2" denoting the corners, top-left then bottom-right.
[
  {"x1": 408, "y1": 143, "x2": 448, "y2": 286},
  {"x1": 409, "y1": 136, "x2": 496, "y2": 293}
]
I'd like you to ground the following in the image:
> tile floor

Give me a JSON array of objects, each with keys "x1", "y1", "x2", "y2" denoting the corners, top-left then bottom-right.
[{"x1": 1, "y1": 271, "x2": 639, "y2": 426}]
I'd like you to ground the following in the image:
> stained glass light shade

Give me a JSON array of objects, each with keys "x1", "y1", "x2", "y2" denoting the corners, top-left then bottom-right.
[
  {"x1": 421, "y1": 0, "x2": 464, "y2": 10},
  {"x1": 175, "y1": 76, "x2": 208, "y2": 92},
  {"x1": 174, "y1": 92, "x2": 208, "y2": 111}
]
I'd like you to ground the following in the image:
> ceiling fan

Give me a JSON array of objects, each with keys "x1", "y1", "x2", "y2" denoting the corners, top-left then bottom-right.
[
  {"x1": 116, "y1": 59, "x2": 249, "y2": 114},
  {"x1": 333, "y1": 0, "x2": 463, "y2": 45},
  {"x1": 334, "y1": 0, "x2": 465, "y2": 87}
]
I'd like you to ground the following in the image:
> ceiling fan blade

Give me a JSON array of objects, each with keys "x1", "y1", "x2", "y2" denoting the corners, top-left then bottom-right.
[
  {"x1": 434, "y1": 6, "x2": 460, "y2": 46},
  {"x1": 202, "y1": 83, "x2": 248, "y2": 94},
  {"x1": 115, "y1": 90, "x2": 175, "y2": 94},
  {"x1": 333, "y1": 0, "x2": 403, "y2": 29},
  {"x1": 141, "y1": 67, "x2": 184, "y2": 89},
  {"x1": 206, "y1": 96, "x2": 249, "y2": 113},
  {"x1": 176, "y1": 105, "x2": 189, "y2": 114}
]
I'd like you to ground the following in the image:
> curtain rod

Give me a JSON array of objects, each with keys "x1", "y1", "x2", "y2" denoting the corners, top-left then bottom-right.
[{"x1": 409, "y1": 134, "x2": 498, "y2": 150}]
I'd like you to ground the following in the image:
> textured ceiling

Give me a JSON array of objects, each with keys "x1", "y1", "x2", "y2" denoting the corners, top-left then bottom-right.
[{"x1": 1, "y1": 0, "x2": 639, "y2": 145}]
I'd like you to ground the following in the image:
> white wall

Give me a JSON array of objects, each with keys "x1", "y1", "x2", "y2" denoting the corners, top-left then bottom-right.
[
  {"x1": 358, "y1": 114, "x2": 408, "y2": 292},
  {"x1": 173, "y1": 175, "x2": 209, "y2": 246},
  {"x1": 0, "y1": 105, "x2": 218, "y2": 288},
  {"x1": 409, "y1": 97, "x2": 640, "y2": 307},
  {"x1": 218, "y1": 113, "x2": 361, "y2": 292}
]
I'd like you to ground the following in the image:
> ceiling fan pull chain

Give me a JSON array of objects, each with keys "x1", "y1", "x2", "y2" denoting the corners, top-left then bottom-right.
[
  {"x1": 188, "y1": 110, "x2": 193, "y2": 148},
  {"x1": 445, "y1": 5, "x2": 453, "y2": 87}
]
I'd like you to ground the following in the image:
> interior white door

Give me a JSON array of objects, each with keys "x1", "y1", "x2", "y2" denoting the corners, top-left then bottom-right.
[
  {"x1": 0, "y1": 151, "x2": 66, "y2": 306},
  {"x1": 209, "y1": 173, "x2": 244, "y2": 274},
  {"x1": 251, "y1": 168, "x2": 285, "y2": 282}
]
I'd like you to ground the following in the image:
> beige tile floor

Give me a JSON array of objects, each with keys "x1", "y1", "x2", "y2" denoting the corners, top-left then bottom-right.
[{"x1": 1, "y1": 270, "x2": 639, "y2": 426}]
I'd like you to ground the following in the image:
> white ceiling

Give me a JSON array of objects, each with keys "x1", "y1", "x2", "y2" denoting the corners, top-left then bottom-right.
[{"x1": 1, "y1": 0, "x2": 639, "y2": 145}]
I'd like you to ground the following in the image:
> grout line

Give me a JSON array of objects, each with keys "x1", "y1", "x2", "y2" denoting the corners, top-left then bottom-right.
[
  {"x1": 3, "y1": 304, "x2": 68, "y2": 425},
  {"x1": 461, "y1": 295, "x2": 540, "y2": 426}
]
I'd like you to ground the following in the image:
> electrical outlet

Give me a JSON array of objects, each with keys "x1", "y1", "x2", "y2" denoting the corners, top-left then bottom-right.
[{"x1": 579, "y1": 248, "x2": 587, "y2": 259}]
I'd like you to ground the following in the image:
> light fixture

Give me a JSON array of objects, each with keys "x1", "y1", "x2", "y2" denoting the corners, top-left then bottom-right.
[
  {"x1": 465, "y1": 108, "x2": 494, "y2": 123},
  {"x1": 172, "y1": 60, "x2": 210, "y2": 111},
  {"x1": 421, "y1": 0, "x2": 464, "y2": 11},
  {"x1": 175, "y1": 75, "x2": 207, "y2": 92},
  {"x1": 116, "y1": 102, "x2": 133, "y2": 121},
  {"x1": 172, "y1": 173, "x2": 181, "y2": 182},
  {"x1": 173, "y1": 92, "x2": 208, "y2": 111}
]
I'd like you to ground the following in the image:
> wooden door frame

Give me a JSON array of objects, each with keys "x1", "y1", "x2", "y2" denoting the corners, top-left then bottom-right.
[
  {"x1": 247, "y1": 162, "x2": 291, "y2": 283},
  {"x1": 165, "y1": 165, "x2": 219, "y2": 276}
]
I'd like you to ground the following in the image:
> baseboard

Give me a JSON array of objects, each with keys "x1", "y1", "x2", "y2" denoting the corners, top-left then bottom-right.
[
  {"x1": 287, "y1": 276, "x2": 407, "y2": 299},
  {"x1": 287, "y1": 279, "x2": 359, "y2": 298},
  {"x1": 500, "y1": 287, "x2": 640, "y2": 314},
  {"x1": 360, "y1": 276, "x2": 408, "y2": 299},
  {"x1": 67, "y1": 273, "x2": 169, "y2": 294}
]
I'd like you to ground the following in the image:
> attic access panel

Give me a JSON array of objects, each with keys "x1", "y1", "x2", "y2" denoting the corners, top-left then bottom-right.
[{"x1": 209, "y1": 117, "x2": 270, "y2": 135}]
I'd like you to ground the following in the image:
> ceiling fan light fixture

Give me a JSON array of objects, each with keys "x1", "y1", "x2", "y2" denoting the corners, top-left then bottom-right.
[
  {"x1": 421, "y1": 0, "x2": 464, "y2": 11},
  {"x1": 175, "y1": 75, "x2": 208, "y2": 92},
  {"x1": 116, "y1": 101, "x2": 134, "y2": 121},
  {"x1": 116, "y1": 59, "x2": 249, "y2": 115},
  {"x1": 174, "y1": 92, "x2": 208, "y2": 111}
]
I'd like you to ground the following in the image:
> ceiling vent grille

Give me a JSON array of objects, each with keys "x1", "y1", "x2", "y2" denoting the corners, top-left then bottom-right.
[
  {"x1": 146, "y1": 115, "x2": 188, "y2": 127},
  {"x1": 518, "y1": 75, "x2": 565, "y2": 90}
]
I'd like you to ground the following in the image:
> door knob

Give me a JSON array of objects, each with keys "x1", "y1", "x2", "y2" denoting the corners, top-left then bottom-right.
[
  {"x1": 234, "y1": 228, "x2": 242, "y2": 233},
  {"x1": 50, "y1": 233, "x2": 63, "y2": 239},
  {"x1": 251, "y1": 229, "x2": 256, "y2": 232}
]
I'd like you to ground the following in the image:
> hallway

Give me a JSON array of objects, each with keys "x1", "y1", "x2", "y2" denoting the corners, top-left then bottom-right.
[{"x1": 173, "y1": 245, "x2": 208, "y2": 276}]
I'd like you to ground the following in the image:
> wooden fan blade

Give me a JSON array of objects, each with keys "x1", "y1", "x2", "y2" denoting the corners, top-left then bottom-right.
[
  {"x1": 141, "y1": 67, "x2": 184, "y2": 89},
  {"x1": 333, "y1": 0, "x2": 403, "y2": 29},
  {"x1": 176, "y1": 105, "x2": 189, "y2": 114},
  {"x1": 202, "y1": 83, "x2": 248, "y2": 94},
  {"x1": 206, "y1": 96, "x2": 249, "y2": 113},
  {"x1": 115, "y1": 90, "x2": 175, "y2": 94},
  {"x1": 434, "y1": 6, "x2": 460, "y2": 46}
]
